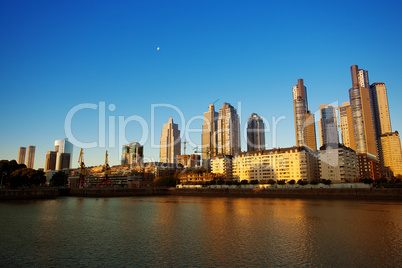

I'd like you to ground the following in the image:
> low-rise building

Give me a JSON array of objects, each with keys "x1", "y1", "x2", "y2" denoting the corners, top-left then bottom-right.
[
  {"x1": 211, "y1": 155, "x2": 233, "y2": 179},
  {"x1": 232, "y1": 146, "x2": 318, "y2": 182},
  {"x1": 319, "y1": 144, "x2": 359, "y2": 182}
]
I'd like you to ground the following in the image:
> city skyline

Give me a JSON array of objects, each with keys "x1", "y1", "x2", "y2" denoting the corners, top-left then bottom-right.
[{"x1": 1, "y1": 1, "x2": 402, "y2": 168}]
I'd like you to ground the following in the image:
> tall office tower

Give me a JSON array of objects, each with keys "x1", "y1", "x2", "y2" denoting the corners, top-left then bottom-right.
[
  {"x1": 121, "y1": 142, "x2": 144, "y2": 166},
  {"x1": 318, "y1": 104, "x2": 339, "y2": 148},
  {"x1": 160, "y1": 117, "x2": 181, "y2": 164},
  {"x1": 370, "y1": 82, "x2": 391, "y2": 136},
  {"x1": 26, "y1": 146, "x2": 35, "y2": 169},
  {"x1": 247, "y1": 113, "x2": 265, "y2": 152},
  {"x1": 381, "y1": 132, "x2": 402, "y2": 177},
  {"x1": 293, "y1": 79, "x2": 317, "y2": 150},
  {"x1": 369, "y1": 82, "x2": 392, "y2": 173},
  {"x1": 202, "y1": 104, "x2": 219, "y2": 160},
  {"x1": 17, "y1": 147, "x2": 26, "y2": 165},
  {"x1": 349, "y1": 65, "x2": 377, "y2": 157},
  {"x1": 217, "y1": 102, "x2": 241, "y2": 155},
  {"x1": 45, "y1": 151, "x2": 57, "y2": 171},
  {"x1": 54, "y1": 138, "x2": 73, "y2": 169},
  {"x1": 56, "y1": 153, "x2": 71, "y2": 170},
  {"x1": 338, "y1": 102, "x2": 356, "y2": 150}
]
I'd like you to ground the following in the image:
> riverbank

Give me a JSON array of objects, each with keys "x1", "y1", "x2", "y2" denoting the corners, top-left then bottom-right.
[
  {"x1": 0, "y1": 188, "x2": 59, "y2": 200},
  {"x1": 167, "y1": 188, "x2": 402, "y2": 200},
  {"x1": 1, "y1": 187, "x2": 401, "y2": 200}
]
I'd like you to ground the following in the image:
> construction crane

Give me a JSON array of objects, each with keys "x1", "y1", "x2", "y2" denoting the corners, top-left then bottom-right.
[
  {"x1": 101, "y1": 150, "x2": 112, "y2": 188},
  {"x1": 209, "y1": 99, "x2": 219, "y2": 108},
  {"x1": 78, "y1": 148, "x2": 87, "y2": 188},
  {"x1": 182, "y1": 139, "x2": 189, "y2": 155}
]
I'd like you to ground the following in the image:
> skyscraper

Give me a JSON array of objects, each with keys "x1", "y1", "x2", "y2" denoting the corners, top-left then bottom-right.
[
  {"x1": 247, "y1": 113, "x2": 265, "y2": 151},
  {"x1": 54, "y1": 138, "x2": 73, "y2": 170},
  {"x1": 217, "y1": 102, "x2": 241, "y2": 155},
  {"x1": 122, "y1": 142, "x2": 144, "y2": 166},
  {"x1": 26, "y1": 146, "x2": 35, "y2": 169},
  {"x1": 17, "y1": 147, "x2": 26, "y2": 165},
  {"x1": 370, "y1": 82, "x2": 392, "y2": 136},
  {"x1": 338, "y1": 101, "x2": 356, "y2": 150},
  {"x1": 160, "y1": 117, "x2": 181, "y2": 164},
  {"x1": 349, "y1": 65, "x2": 377, "y2": 157},
  {"x1": 293, "y1": 79, "x2": 317, "y2": 150},
  {"x1": 202, "y1": 104, "x2": 219, "y2": 160},
  {"x1": 318, "y1": 104, "x2": 339, "y2": 148},
  {"x1": 45, "y1": 151, "x2": 57, "y2": 171}
]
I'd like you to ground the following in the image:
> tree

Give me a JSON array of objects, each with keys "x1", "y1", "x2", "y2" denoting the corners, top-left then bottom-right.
[
  {"x1": 277, "y1": 179, "x2": 286, "y2": 185},
  {"x1": 310, "y1": 180, "x2": 319, "y2": 185},
  {"x1": 240, "y1": 180, "x2": 249, "y2": 185},
  {"x1": 10, "y1": 168, "x2": 46, "y2": 187},
  {"x1": 50, "y1": 171, "x2": 68, "y2": 187},
  {"x1": 267, "y1": 179, "x2": 276, "y2": 185},
  {"x1": 250, "y1": 180, "x2": 259, "y2": 185},
  {"x1": 322, "y1": 179, "x2": 332, "y2": 185},
  {"x1": 297, "y1": 179, "x2": 308, "y2": 186},
  {"x1": 287, "y1": 179, "x2": 296, "y2": 185}
]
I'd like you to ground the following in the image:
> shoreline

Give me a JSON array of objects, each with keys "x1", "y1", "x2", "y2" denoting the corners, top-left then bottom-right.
[{"x1": 1, "y1": 187, "x2": 401, "y2": 201}]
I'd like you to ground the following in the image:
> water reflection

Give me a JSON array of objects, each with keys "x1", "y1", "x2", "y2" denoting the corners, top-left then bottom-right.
[{"x1": 0, "y1": 197, "x2": 400, "y2": 267}]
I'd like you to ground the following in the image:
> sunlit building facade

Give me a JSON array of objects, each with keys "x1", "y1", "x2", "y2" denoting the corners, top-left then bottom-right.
[
  {"x1": 293, "y1": 79, "x2": 317, "y2": 151},
  {"x1": 217, "y1": 103, "x2": 241, "y2": 156},
  {"x1": 160, "y1": 117, "x2": 181, "y2": 164}
]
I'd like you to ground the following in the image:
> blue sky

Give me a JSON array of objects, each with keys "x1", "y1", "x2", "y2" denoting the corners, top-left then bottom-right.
[{"x1": 1, "y1": 0, "x2": 402, "y2": 169}]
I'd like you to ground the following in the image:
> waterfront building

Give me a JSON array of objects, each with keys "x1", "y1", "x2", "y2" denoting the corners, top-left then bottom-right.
[
  {"x1": 293, "y1": 79, "x2": 317, "y2": 150},
  {"x1": 232, "y1": 146, "x2": 319, "y2": 182},
  {"x1": 247, "y1": 113, "x2": 265, "y2": 152},
  {"x1": 319, "y1": 144, "x2": 359, "y2": 183},
  {"x1": 380, "y1": 131, "x2": 402, "y2": 177},
  {"x1": 177, "y1": 154, "x2": 201, "y2": 168},
  {"x1": 26, "y1": 146, "x2": 35, "y2": 169},
  {"x1": 318, "y1": 104, "x2": 339, "y2": 147},
  {"x1": 202, "y1": 104, "x2": 219, "y2": 160},
  {"x1": 54, "y1": 138, "x2": 73, "y2": 170},
  {"x1": 45, "y1": 151, "x2": 57, "y2": 171},
  {"x1": 17, "y1": 147, "x2": 26, "y2": 165},
  {"x1": 121, "y1": 142, "x2": 144, "y2": 166},
  {"x1": 211, "y1": 154, "x2": 233, "y2": 179},
  {"x1": 216, "y1": 102, "x2": 241, "y2": 156},
  {"x1": 348, "y1": 65, "x2": 377, "y2": 157},
  {"x1": 357, "y1": 153, "x2": 381, "y2": 181},
  {"x1": 338, "y1": 101, "x2": 356, "y2": 150},
  {"x1": 160, "y1": 117, "x2": 181, "y2": 164}
]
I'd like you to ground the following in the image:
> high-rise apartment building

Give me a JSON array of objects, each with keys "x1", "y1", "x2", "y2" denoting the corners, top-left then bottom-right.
[
  {"x1": 293, "y1": 79, "x2": 317, "y2": 150},
  {"x1": 17, "y1": 147, "x2": 26, "y2": 165},
  {"x1": 318, "y1": 104, "x2": 339, "y2": 148},
  {"x1": 338, "y1": 101, "x2": 356, "y2": 150},
  {"x1": 45, "y1": 151, "x2": 57, "y2": 171},
  {"x1": 217, "y1": 102, "x2": 241, "y2": 155},
  {"x1": 202, "y1": 104, "x2": 219, "y2": 160},
  {"x1": 26, "y1": 146, "x2": 35, "y2": 169},
  {"x1": 247, "y1": 113, "x2": 265, "y2": 152},
  {"x1": 122, "y1": 142, "x2": 144, "y2": 166},
  {"x1": 370, "y1": 82, "x2": 392, "y2": 136},
  {"x1": 380, "y1": 132, "x2": 402, "y2": 177},
  {"x1": 54, "y1": 138, "x2": 73, "y2": 170},
  {"x1": 349, "y1": 65, "x2": 377, "y2": 157},
  {"x1": 160, "y1": 117, "x2": 181, "y2": 164}
]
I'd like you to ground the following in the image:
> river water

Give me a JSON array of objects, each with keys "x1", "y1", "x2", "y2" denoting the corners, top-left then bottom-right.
[{"x1": 0, "y1": 196, "x2": 401, "y2": 267}]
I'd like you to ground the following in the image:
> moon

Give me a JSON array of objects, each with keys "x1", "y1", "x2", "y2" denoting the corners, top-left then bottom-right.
[{"x1": 157, "y1": 47, "x2": 160, "y2": 51}]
